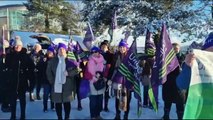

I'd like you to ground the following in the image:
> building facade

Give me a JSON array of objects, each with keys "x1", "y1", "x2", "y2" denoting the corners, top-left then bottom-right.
[{"x1": 0, "y1": 4, "x2": 27, "y2": 33}]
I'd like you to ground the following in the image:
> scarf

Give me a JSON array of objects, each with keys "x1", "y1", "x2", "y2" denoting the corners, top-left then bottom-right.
[{"x1": 54, "y1": 55, "x2": 66, "y2": 93}]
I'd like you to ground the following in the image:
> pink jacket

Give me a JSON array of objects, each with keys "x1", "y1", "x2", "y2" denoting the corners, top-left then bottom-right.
[{"x1": 87, "y1": 54, "x2": 105, "y2": 83}]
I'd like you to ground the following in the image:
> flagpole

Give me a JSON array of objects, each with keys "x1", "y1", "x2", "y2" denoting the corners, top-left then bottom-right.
[
  {"x1": 2, "y1": 26, "x2": 5, "y2": 63},
  {"x1": 7, "y1": 8, "x2": 10, "y2": 40}
]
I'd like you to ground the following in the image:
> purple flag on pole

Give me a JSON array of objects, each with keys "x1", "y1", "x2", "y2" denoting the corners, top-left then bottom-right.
[
  {"x1": 123, "y1": 30, "x2": 130, "y2": 42},
  {"x1": 151, "y1": 24, "x2": 179, "y2": 85},
  {"x1": 83, "y1": 23, "x2": 95, "y2": 50},
  {"x1": 112, "y1": 10, "x2": 117, "y2": 30},
  {"x1": 75, "y1": 41, "x2": 88, "y2": 60},
  {"x1": 67, "y1": 40, "x2": 79, "y2": 68},
  {"x1": 145, "y1": 29, "x2": 156, "y2": 56},
  {"x1": 113, "y1": 40, "x2": 142, "y2": 117}
]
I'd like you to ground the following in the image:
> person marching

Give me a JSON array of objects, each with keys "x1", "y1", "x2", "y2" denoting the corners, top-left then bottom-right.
[
  {"x1": 46, "y1": 43, "x2": 78, "y2": 120},
  {"x1": 110, "y1": 41, "x2": 132, "y2": 120},
  {"x1": 162, "y1": 43, "x2": 185, "y2": 119},
  {"x1": 5, "y1": 37, "x2": 34, "y2": 120},
  {"x1": 28, "y1": 43, "x2": 45, "y2": 101},
  {"x1": 87, "y1": 46, "x2": 106, "y2": 119},
  {"x1": 99, "y1": 41, "x2": 114, "y2": 112},
  {"x1": 42, "y1": 46, "x2": 55, "y2": 112}
]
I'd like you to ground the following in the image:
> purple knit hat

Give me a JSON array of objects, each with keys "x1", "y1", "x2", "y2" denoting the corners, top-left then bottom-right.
[
  {"x1": 47, "y1": 46, "x2": 55, "y2": 53},
  {"x1": 91, "y1": 46, "x2": 101, "y2": 53},
  {"x1": 118, "y1": 40, "x2": 128, "y2": 48},
  {"x1": 57, "y1": 43, "x2": 67, "y2": 50},
  {"x1": 202, "y1": 32, "x2": 213, "y2": 50}
]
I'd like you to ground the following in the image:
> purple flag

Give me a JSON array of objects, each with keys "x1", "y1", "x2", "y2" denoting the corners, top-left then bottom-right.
[
  {"x1": 151, "y1": 24, "x2": 179, "y2": 85},
  {"x1": 83, "y1": 23, "x2": 95, "y2": 50},
  {"x1": 145, "y1": 29, "x2": 156, "y2": 56},
  {"x1": 67, "y1": 40, "x2": 79, "y2": 68},
  {"x1": 79, "y1": 79, "x2": 90, "y2": 100},
  {"x1": 123, "y1": 30, "x2": 130, "y2": 42},
  {"x1": 113, "y1": 40, "x2": 142, "y2": 117},
  {"x1": 112, "y1": 10, "x2": 117, "y2": 30},
  {"x1": 75, "y1": 41, "x2": 88, "y2": 60}
]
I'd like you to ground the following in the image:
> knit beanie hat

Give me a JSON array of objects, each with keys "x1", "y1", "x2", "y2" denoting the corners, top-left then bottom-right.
[
  {"x1": 47, "y1": 46, "x2": 55, "y2": 53},
  {"x1": 91, "y1": 46, "x2": 100, "y2": 53},
  {"x1": 118, "y1": 40, "x2": 128, "y2": 48},
  {"x1": 14, "y1": 39, "x2": 23, "y2": 46},
  {"x1": 57, "y1": 43, "x2": 67, "y2": 50}
]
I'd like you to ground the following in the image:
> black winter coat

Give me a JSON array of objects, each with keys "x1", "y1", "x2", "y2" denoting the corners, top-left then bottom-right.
[
  {"x1": 28, "y1": 50, "x2": 45, "y2": 81},
  {"x1": 162, "y1": 52, "x2": 185, "y2": 103},
  {"x1": 5, "y1": 48, "x2": 35, "y2": 92}
]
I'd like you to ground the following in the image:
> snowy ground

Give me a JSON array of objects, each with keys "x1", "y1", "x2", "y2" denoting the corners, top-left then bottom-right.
[{"x1": 0, "y1": 86, "x2": 177, "y2": 119}]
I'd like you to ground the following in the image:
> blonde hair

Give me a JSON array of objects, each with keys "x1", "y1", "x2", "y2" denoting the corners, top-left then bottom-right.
[{"x1": 34, "y1": 43, "x2": 42, "y2": 51}]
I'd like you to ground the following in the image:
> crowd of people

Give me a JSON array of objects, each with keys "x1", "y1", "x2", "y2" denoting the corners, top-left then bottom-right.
[{"x1": 0, "y1": 32, "x2": 213, "y2": 120}]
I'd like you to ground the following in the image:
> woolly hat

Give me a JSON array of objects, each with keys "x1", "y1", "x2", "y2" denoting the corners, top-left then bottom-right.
[
  {"x1": 14, "y1": 39, "x2": 23, "y2": 46},
  {"x1": 47, "y1": 46, "x2": 55, "y2": 53},
  {"x1": 91, "y1": 46, "x2": 100, "y2": 53},
  {"x1": 57, "y1": 43, "x2": 67, "y2": 50},
  {"x1": 118, "y1": 40, "x2": 128, "y2": 48},
  {"x1": 202, "y1": 32, "x2": 213, "y2": 50}
]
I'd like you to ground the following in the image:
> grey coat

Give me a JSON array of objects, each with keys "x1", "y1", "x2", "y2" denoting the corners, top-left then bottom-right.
[{"x1": 46, "y1": 57, "x2": 79, "y2": 103}]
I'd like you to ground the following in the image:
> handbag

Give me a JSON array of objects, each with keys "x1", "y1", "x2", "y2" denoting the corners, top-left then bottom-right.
[{"x1": 93, "y1": 78, "x2": 105, "y2": 91}]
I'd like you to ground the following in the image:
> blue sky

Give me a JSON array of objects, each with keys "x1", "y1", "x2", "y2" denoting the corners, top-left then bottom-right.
[
  {"x1": 0, "y1": 0, "x2": 27, "y2": 6},
  {"x1": 0, "y1": 0, "x2": 80, "y2": 6}
]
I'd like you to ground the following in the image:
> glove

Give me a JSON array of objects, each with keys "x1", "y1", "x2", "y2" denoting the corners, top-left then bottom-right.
[{"x1": 107, "y1": 80, "x2": 112, "y2": 86}]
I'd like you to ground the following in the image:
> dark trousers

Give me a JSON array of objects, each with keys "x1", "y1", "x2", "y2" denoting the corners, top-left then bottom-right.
[
  {"x1": 89, "y1": 94, "x2": 103, "y2": 118},
  {"x1": 55, "y1": 102, "x2": 71, "y2": 120},
  {"x1": 115, "y1": 90, "x2": 132, "y2": 117},
  {"x1": 35, "y1": 73, "x2": 42, "y2": 97},
  {"x1": 143, "y1": 85, "x2": 149, "y2": 106},
  {"x1": 10, "y1": 91, "x2": 26, "y2": 119},
  {"x1": 76, "y1": 75, "x2": 81, "y2": 107},
  {"x1": 29, "y1": 72, "x2": 42, "y2": 97},
  {"x1": 1, "y1": 88, "x2": 10, "y2": 109},
  {"x1": 43, "y1": 84, "x2": 54, "y2": 110},
  {"x1": 104, "y1": 84, "x2": 110, "y2": 108},
  {"x1": 164, "y1": 102, "x2": 184, "y2": 112},
  {"x1": 164, "y1": 102, "x2": 184, "y2": 119}
]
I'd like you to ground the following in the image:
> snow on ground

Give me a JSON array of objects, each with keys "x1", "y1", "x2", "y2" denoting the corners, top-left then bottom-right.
[{"x1": 0, "y1": 86, "x2": 178, "y2": 119}]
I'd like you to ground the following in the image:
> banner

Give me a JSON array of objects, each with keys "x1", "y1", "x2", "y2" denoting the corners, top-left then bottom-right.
[
  {"x1": 145, "y1": 29, "x2": 155, "y2": 56},
  {"x1": 184, "y1": 49, "x2": 213, "y2": 119},
  {"x1": 83, "y1": 22, "x2": 95, "y2": 50}
]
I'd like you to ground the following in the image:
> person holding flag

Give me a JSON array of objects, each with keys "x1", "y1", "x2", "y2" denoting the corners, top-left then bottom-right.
[
  {"x1": 162, "y1": 43, "x2": 185, "y2": 119},
  {"x1": 109, "y1": 39, "x2": 142, "y2": 120},
  {"x1": 176, "y1": 32, "x2": 213, "y2": 119}
]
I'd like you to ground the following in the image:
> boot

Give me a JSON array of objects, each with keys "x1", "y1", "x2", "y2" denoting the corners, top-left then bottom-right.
[
  {"x1": 104, "y1": 103, "x2": 109, "y2": 112},
  {"x1": 124, "y1": 114, "x2": 128, "y2": 120},
  {"x1": 57, "y1": 116, "x2": 62, "y2": 120},
  {"x1": 177, "y1": 111, "x2": 183, "y2": 120},
  {"x1": 65, "y1": 116, "x2": 69, "y2": 120},
  {"x1": 114, "y1": 113, "x2": 120, "y2": 120},
  {"x1": 37, "y1": 93, "x2": 41, "y2": 100},
  {"x1": 162, "y1": 109, "x2": 170, "y2": 120},
  {"x1": 77, "y1": 102, "x2": 82, "y2": 111}
]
